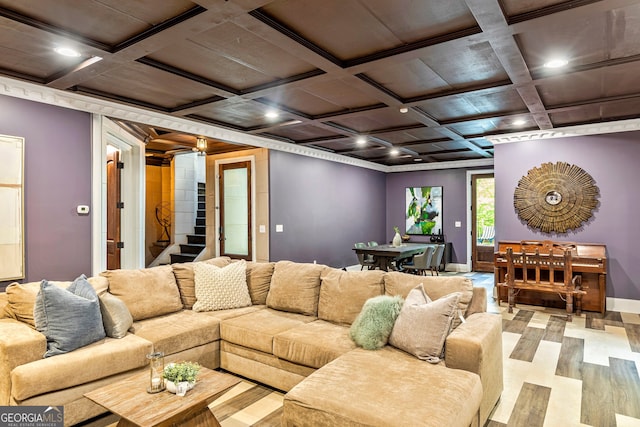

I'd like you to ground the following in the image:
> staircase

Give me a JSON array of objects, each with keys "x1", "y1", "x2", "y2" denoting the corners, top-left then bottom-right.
[{"x1": 170, "y1": 182, "x2": 206, "y2": 263}]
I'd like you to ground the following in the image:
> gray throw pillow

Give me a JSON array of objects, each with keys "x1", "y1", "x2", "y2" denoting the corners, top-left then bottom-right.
[
  {"x1": 99, "y1": 292, "x2": 133, "y2": 338},
  {"x1": 350, "y1": 295, "x2": 404, "y2": 350},
  {"x1": 34, "y1": 275, "x2": 106, "y2": 357},
  {"x1": 388, "y1": 284, "x2": 461, "y2": 362}
]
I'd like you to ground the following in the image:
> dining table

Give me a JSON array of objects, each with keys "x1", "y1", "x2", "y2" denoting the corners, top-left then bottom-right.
[{"x1": 352, "y1": 243, "x2": 432, "y2": 271}]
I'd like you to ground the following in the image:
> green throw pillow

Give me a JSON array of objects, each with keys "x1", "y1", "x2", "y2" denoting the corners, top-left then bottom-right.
[{"x1": 350, "y1": 295, "x2": 404, "y2": 350}]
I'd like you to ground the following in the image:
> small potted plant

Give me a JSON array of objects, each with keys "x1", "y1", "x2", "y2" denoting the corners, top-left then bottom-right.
[{"x1": 163, "y1": 361, "x2": 200, "y2": 395}]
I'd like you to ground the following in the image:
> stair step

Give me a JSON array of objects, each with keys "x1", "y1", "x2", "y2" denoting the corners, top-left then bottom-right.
[
  {"x1": 187, "y1": 234, "x2": 205, "y2": 245},
  {"x1": 197, "y1": 210, "x2": 205, "y2": 218},
  {"x1": 180, "y1": 243, "x2": 205, "y2": 254},
  {"x1": 198, "y1": 195, "x2": 205, "y2": 203},
  {"x1": 196, "y1": 218, "x2": 205, "y2": 226},
  {"x1": 194, "y1": 225, "x2": 205, "y2": 234},
  {"x1": 198, "y1": 202, "x2": 205, "y2": 210},
  {"x1": 170, "y1": 253, "x2": 197, "y2": 263}
]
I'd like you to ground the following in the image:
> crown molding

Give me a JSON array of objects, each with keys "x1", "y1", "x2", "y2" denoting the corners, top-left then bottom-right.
[
  {"x1": 487, "y1": 118, "x2": 640, "y2": 145},
  {"x1": 0, "y1": 76, "x2": 492, "y2": 173}
]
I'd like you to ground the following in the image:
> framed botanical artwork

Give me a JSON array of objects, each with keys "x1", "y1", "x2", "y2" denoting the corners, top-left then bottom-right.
[
  {"x1": 405, "y1": 186, "x2": 443, "y2": 235},
  {"x1": 0, "y1": 134, "x2": 25, "y2": 280}
]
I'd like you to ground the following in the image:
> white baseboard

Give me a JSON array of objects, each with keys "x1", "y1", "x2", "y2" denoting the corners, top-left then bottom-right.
[
  {"x1": 445, "y1": 263, "x2": 470, "y2": 272},
  {"x1": 606, "y1": 297, "x2": 640, "y2": 314}
]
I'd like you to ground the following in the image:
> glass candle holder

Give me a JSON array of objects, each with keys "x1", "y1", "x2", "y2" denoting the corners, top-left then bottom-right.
[{"x1": 147, "y1": 351, "x2": 165, "y2": 393}]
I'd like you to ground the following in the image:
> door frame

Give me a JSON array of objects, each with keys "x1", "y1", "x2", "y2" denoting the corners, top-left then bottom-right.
[
  {"x1": 91, "y1": 115, "x2": 145, "y2": 274},
  {"x1": 466, "y1": 169, "x2": 494, "y2": 271},
  {"x1": 214, "y1": 155, "x2": 256, "y2": 260}
]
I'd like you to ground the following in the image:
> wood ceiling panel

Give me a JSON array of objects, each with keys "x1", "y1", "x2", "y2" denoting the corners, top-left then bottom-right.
[
  {"x1": 329, "y1": 108, "x2": 420, "y2": 133},
  {"x1": 0, "y1": 20, "x2": 81, "y2": 78},
  {"x1": 448, "y1": 115, "x2": 534, "y2": 136},
  {"x1": 192, "y1": 100, "x2": 291, "y2": 128},
  {"x1": 408, "y1": 140, "x2": 469, "y2": 153},
  {"x1": 517, "y1": 3, "x2": 640, "y2": 70},
  {"x1": 550, "y1": 98, "x2": 640, "y2": 126},
  {"x1": 80, "y1": 62, "x2": 220, "y2": 109},
  {"x1": 373, "y1": 127, "x2": 446, "y2": 144},
  {"x1": 538, "y1": 64, "x2": 640, "y2": 107},
  {"x1": 260, "y1": 0, "x2": 476, "y2": 61},
  {"x1": 430, "y1": 151, "x2": 484, "y2": 161},
  {"x1": 499, "y1": 0, "x2": 568, "y2": 17},
  {"x1": 0, "y1": 0, "x2": 196, "y2": 45},
  {"x1": 265, "y1": 124, "x2": 343, "y2": 141},
  {"x1": 148, "y1": 22, "x2": 316, "y2": 91},
  {"x1": 299, "y1": 79, "x2": 382, "y2": 112},
  {"x1": 418, "y1": 87, "x2": 527, "y2": 121},
  {"x1": 261, "y1": 86, "x2": 355, "y2": 117},
  {"x1": 364, "y1": 40, "x2": 508, "y2": 98}
]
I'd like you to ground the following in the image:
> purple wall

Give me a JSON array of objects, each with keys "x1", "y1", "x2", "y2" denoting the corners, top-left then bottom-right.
[
  {"x1": 269, "y1": 151, "x2": 386, "y2": 268},
  {"x1": 0, "y1": 95, "x2": 92, "y2": 289},
  {"x1": 386, "y1": 168, "x2": 482, "y2": 263},
  {"x1": 495, "y1": 132, "x2": 640, "y2": 300}
]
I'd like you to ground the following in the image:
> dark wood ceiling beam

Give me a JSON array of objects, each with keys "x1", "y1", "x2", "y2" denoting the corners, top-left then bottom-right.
[{"x1": 464, "y1": 0, "x2": 552, "y2": 129}]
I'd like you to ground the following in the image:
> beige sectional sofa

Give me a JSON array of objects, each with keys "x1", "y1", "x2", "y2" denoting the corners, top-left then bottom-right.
[{"x1": 0, "y1": 257, "x2": 502, "y2": 427}]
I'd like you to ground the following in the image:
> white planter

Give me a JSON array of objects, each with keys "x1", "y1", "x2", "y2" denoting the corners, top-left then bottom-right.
[{"x1": 165, "y1": 380, "x2": 195, "y2": 395}]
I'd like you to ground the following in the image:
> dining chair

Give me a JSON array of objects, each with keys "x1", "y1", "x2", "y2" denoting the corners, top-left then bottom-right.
[
  {"x1": 429, "y1": 244, "x2": 445, "y2": 275},
  {"x1": 403, "y1": 246, "x2": 434, "y2": 275},
  {"x1": 354, "y1": 242, "x2": 376, "y2": 270},
  {"x1": 367, "y1": 241, "x2": 379, "y2": 247}
]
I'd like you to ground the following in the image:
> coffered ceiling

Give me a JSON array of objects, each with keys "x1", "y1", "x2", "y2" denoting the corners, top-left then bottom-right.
[{"x1": 1, "y1": 0, "x2": 639, "y2": 166}]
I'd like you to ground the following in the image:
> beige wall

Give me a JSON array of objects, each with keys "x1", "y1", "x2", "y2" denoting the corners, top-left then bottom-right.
[{"x1": 205, "y1": 148, "x2": 269, "y2": 262}]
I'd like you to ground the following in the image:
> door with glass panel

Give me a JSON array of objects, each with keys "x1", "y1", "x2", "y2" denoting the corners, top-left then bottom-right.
[
  {"x1": 219, "y1": 161, "x2": 251, "y2": 260},
  {"x1": 471, "y1": 173, "x2": 495, "y2": 272}
]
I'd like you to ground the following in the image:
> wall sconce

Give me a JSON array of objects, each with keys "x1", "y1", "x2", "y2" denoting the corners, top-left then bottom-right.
[{"x1": 196, "y1": 137, "x2": 207, "y2": 155}]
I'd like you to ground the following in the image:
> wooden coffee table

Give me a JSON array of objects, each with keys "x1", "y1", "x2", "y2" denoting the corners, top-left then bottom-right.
[{"x1": 85, "y1": 367, "x2": 240, "y2": 427}]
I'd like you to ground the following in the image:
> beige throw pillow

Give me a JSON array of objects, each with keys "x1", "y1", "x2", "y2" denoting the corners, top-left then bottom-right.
[
  {"x1": 388, "y1": 284, "x2": 461, "y2": 362},
  {"x1": 245, "y1": 261, "x2": 274, "y2": 305},
  {"x1": 172, "y1": 257, "x2": 232, "y2": 309},
  {"x1": 99, "y1": 292, "x2": 133, "y2": 338},
  {"x1": 192, "y1": 260, "x2": 251, "y2": 311},
  {"x1": 266, "y1": 261, "x2": 325, "y2": 316},
  {"x1": 102, "y1": 265, "x2": 183, "y2": 321}
]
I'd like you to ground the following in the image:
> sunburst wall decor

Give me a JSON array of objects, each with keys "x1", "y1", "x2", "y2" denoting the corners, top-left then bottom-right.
[{"x1": 514, "y1": 162, "x2": 599, "y2": 233}]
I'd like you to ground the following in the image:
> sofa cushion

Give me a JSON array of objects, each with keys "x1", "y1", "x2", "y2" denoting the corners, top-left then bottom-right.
[
  {"x1": 273, "y1": 320, "x2": 356, "y2": 369},
  {"x1": 200, "y1": 305, "x2": 266, "y2": 321},
  {"x1": 266, "y1": 261, "x2": 325, "y2": 316},
  {"x1": 220, "y1": 308, "x2": 315, "y2": 354},
  {"x1": 34, "y1": 276, "x2": 106, "y2": 357},
  {"x1": 99, "y1": 292, "x2": 133, "y2": 339},
  {"x1": 171, "y1": 257, "x2": 231, "y2": 309},
  {"x1": 388, "y1": 284, "x2": 461, "y2": 361},
  {"x1": 349, "y1": 295, "x2": 404, "y2": 350},
  {"x1": 193, "y1": 260, "x2": 251, "y2": 312},
  {"x1": 102, "y1": 265, "x2": 183, "y2": 321},
  {"x1": 10, "y1": 334, "x2": 153, "y2": 401},
  {"x1": 317, "y1": 269, "x2": 384, "y2": 325},
  {"x1": 384, "y1": 272, "x2": 473, "y2": 328},
  {"x1": 282, "y1": 346, "x2": 482, "y2": 427},
  {"x1": 5, "y1": 277, "x2": 108, "y2": 328},
  {"x1": 132, "y1": 310, "x2": 221, "y2": 355},
  {"x1": 246, "y1": 262, "x2": 274, "y2": 305}
]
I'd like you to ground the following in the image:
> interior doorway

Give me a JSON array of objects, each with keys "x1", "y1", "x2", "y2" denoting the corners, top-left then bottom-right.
[
  {"x1": 218, "y1": 160, "x2": 252, "y2": 260},
  {"x1": 471, "y1": 173, "x2": 495, "y2": 272},
  {"x1": 106, "y1": 145, "x2": 122, "y2": 270}
]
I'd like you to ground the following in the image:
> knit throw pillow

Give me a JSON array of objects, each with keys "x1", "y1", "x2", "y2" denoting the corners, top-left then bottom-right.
[
  {"x1": 192, "y1": 260, "x2": 251, "y2": 311},
  {"x1": 350, "y1": 295, "x2": 404, "y2": 350}
]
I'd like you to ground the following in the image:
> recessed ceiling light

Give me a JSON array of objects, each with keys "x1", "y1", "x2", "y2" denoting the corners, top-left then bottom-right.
[
  {"x1": 54, "y1": 47, "x2": 81, "y2": 57},
  {"x1": 356, "y1": 136, "x2": 366, "y2": 145},
  {"x1": 543, "y1": 58, "x2": 569, "y2": 69},
  {"x1": 413, "y1": 158, "x2": 423, "y2": 162},
  {"x1": 390, "y1": 149, "x2": 399, "y2": 156},
  {"x1": 513, "y1": 119, "x2": 526, "y2": 126},
  {"x1": 265, "y1": 110, "x2": 279, "y2": 119},
  {"x1": 399, "y1": 107, "x2": 408, "y2": 114}
]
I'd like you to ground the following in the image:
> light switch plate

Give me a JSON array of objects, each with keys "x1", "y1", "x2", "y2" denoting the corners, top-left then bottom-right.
[
  {"x1": 259, "y1": 225, "x2": 266, "y2": 233},
  {"x1": 276, "y1": 224, "x2": 284, "y2": 232},
  {"x1": 454, "y1": 221, "x2": 461, "y2": 227}
]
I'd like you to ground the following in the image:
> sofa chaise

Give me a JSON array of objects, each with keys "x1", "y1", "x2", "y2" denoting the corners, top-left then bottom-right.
[{"x1": 0, "y1": 257, "x2": 502, "y2": 427}]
